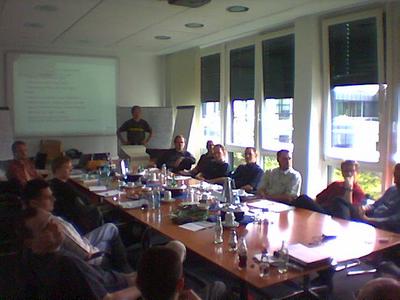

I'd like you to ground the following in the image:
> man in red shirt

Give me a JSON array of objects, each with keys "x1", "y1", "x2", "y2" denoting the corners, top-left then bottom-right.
[
  {"x1": 7, "y1": 141, "x2": 41, "y2": 187},
  {"x1": 293, "y1": 160, "x2": 365, "y2": 219}
]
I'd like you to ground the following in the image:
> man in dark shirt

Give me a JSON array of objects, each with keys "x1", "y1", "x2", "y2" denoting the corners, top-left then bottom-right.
[
  {"x1": 160, "y1": 135, "x2": 196, "y2": 173},
  {"x1": 198, "y1": 144, "x2": 230, "y2": 184},
  {"x1": 49, "y1": 155, "x2": 103, "y2": 233},
  {"x1": 117, "y1": 106, "x2": 152, "y2": 145},
  {"x1": 231, "y1": 147, "x2": 263, "y2": 192}
]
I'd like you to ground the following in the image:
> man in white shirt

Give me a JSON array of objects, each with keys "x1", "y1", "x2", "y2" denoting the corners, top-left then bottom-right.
[
  {"x1": 23, "y1": 179, "x2": 133, "y2": 273},
  {"x1": 257, "y1": 149, "x2": 302, "y2": 204}
]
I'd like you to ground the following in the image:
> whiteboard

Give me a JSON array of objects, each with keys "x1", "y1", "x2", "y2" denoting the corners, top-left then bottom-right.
[
  {"x1": 117, "y1": 106, "x2": 173, "y2": 149},
  {"x1": 0, "y1": 109, "x2": 14, "y2": 160},
  {"x1": 172, "y1": 106, "x2": 195, "y2": 148}
]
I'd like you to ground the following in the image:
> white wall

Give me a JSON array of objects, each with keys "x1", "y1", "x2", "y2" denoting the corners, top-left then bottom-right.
[
  {"x1": 166, "y1": 48, "x2": 202, "y2": 158},
  {"x1": 0, "y1": 46, "x2": 165, "y2": 157}
]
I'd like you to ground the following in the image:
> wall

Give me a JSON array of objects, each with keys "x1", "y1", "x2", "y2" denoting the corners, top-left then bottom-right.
[
  {"x1": 0, "y1": 46, "x2": 165, "y2": 157},
  {"x1": 165, "y1": 48, "x2": 202, "y2": 158}
]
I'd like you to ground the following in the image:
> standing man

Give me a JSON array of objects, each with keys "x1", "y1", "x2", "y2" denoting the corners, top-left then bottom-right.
[
  {"x1": 117, "y1": 106, "x2": 152, "y2": 146},
  {"x1": 257, "y1": 149, "x2": 302, "y2": 204},
  {"x1": 7, "y1": 141, "x2": 41, "y2": 187}
]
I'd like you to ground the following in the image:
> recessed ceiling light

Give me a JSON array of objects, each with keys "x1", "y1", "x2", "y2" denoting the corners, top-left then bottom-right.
[
  {"x1": 154, "y1": 35, "x2": 171, "y2": 40},
  {"x1": 24, "y1": 22, "x2": 44, "y2": 29},
  {"x1": 185, "y1": 22, "x2": 204, "y2": 28},
  {"x1": 226, "y1": 5, "x2": 249, "y2": 13},
  {"x1": 34, "y1": 4, "x2": 58, "y2": 12}
]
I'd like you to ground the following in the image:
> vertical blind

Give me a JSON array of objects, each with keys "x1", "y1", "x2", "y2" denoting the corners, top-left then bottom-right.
[
  {"x1": 262, "y1": 34, "x2": 294, "y2": 99},
  {"x1": 329, "y1": 17, "x2": 378, "y2": 87},
  {"x1": 230, "y1": 45, "x2": 255, "y2": 100},
  {"x1": 201, "y1": 53, "x2": 220, "y2": 103}
]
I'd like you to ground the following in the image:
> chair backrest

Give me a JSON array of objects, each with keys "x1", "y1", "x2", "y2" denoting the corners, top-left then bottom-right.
[{"x1": 40, "y1": 140, "x2": 62, "y2": 161}]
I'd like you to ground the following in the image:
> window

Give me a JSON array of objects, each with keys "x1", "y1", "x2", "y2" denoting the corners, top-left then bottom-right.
[
  {"x1": 325, "y1": 16, "x2": 384, "y2": 162},
  {"x1": 229, "y1": 151, "x2": 246, "y2": 169},
  {"x1": 261, "y1": 34, "x2": 294, "y2": 152},
  {"x1": 229, "y1": 45, "x2": 255, "y2": 147},
  {"x1": 262, "y1": 154, "x2": 279, "y2": 171},
  {"x1": 201, "y1": 54, "x2": 221, "y2": 144}
]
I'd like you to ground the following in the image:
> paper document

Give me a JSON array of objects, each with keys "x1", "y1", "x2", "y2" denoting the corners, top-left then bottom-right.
[
  {"x1": 248, "y1": 200, "x2": 294, "y2": 213},
  {"x1": 119, "y1": 199, "x2": 148, "y2": 209},
  {"x1": 179, "y1": 221, "x2": 215, "y2": 232},
  {"x1": 88, "y1": 185, "x2": 107, "y2": 192},
  {"x1": 121, "y1": 145, "x2": 147, "y2": 157},
  {"x1": 288, "y1": 243, "x2": 331, "y2": 266},
  {"x1": 97, "y1": 190, "x2": 125, "y2": 197}
]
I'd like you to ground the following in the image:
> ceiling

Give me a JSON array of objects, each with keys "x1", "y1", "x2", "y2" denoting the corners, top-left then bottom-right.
[{"x1": 0, "y1": 0, "x2": 383, "y2": 55}]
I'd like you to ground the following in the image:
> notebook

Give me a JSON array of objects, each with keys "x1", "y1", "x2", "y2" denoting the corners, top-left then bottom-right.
[{"x1": 288, "y1": 243, "x2": 332, "y2": 267}]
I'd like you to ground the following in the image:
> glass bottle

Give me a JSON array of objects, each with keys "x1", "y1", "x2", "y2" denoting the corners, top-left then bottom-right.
[
  {"x1": 214, "y1": 216, "x2": 223, "y2": 244},
  {"x1": 259, "y1": 249, "x2": 270, "y2": 277},
  {"x1": 277, "y1": 240, "x2": 289, "y2": 274},
  {"x1": 228, "y1": 229, "x2": 238, "y2": 252},
  {"x1": 153, "y1": 187, "x2": 161, "y2": 209},
  {"x1": 237, "y1": 236, "x2": 248, "y2": 270}
]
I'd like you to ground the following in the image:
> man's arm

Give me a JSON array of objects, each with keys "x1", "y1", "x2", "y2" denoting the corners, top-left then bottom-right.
[
  {"x1": 257, "y1": 171, "x2": 269, "y2": 197},
  {"x1": 104, "y1": 286, "x2": 141, "y2": 300},
  {"x1": 343, "y1": 176, "x2": 355, "y2": 205},
  {"x1": 116, "y1": 122, "x2": 128, "y2": 145},
  {"x1": 142, "y1": 122, "x2": 153, "y2": 145}
]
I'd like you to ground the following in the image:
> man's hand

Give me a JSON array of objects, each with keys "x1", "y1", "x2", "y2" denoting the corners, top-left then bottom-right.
[{"x1": 344, "y1": 175, "x2": 355, "y2": 189}]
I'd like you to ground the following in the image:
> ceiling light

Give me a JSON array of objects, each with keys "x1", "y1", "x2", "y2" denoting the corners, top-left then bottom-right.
[
  {"x1": 154, "y1": 35, "x2": 171, "y2": 40},
  {"x1": 185, "y1": 23, "x2": 204, "y2": 28},
  {"x1": 226, "y1": 5, "x2": 249, "y2": 13},
  {"x1": 34, "y1": 4, "x2": 58, "y2": 12},
  {"x1": 24, "y1": 22, "x2": 44, "y2": 29}
]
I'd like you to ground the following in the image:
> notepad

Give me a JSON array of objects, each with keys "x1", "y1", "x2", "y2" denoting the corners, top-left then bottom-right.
[
  {"x1": 288, "y1": 243, "x2": 331, "y2": 267},
  {"x1": 248, "y1": 200, "x2": 294, "y2": 213},
  {"x1": 88, "y1": 185, "x2": 107, "y2": 192},
  {"x1": 119, "y1": 199, "x2": 148, "y2": 209},
  {"x1": 179, "y1": 221, "x2": 215, "y2": 232}
]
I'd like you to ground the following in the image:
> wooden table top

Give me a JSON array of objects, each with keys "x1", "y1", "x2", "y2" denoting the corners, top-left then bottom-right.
[{"x1": 71, "y1": 176, "x2": 400, "y2": 290}]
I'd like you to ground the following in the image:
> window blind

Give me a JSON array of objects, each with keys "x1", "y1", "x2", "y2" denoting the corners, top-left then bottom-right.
[
  {"x1": 201, "y1": 53, "x2": 220, "y2": 103},
  {"x1": 230, "y1": 45, "x2": 255, "y2": 100}
]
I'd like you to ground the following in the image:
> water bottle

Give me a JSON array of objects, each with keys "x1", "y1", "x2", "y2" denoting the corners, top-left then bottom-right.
[
  {"x1": 214, "y1": 216, "x2": 223, "y2": 244},
  {"x1": 277, "y1": 241, "x2": 289, "y2": 274},
  {"x1": 153, "y1": 188, "x2": 161, "y2": 209},
  {"x1": 237, "y1": 236, "x2": 248, "y2": 270},
  {"x1": 259, "y1": 249, "x2": 270, "y2": 277},
  {"x1": 228, "y1": 229, "x2": 238, "y2": 252}
]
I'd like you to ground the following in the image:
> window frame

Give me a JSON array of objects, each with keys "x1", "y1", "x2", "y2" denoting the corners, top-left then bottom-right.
[
  {"x1": 322, "y1": 10, "x2": 387, "y2": 184},
  {"x1": 257, "y1": 28, "x2": 295, "y2": 155}
]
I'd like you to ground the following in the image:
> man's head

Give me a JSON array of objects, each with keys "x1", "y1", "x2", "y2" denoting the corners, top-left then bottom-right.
[
  {"x1": 23, "y1": 179, "x2": 54, "y2": 212},
  {"x1": 213, "y1": 144, "x2": 225, "y2": 162},
  {"x1": 244, "y1": 147, "x2": 257, "y2": 164},
  {"x1": 341, "y1": 160, "x2": 359, "y2": 179},
  {"x1": 131, "y1": 105, "x2": 142, "y2": 120},
  {"x1": 136, "y1": 246, "x2": 184, "y2": 300},
  {"x1": 174, "y1": 135, "x2": 186, "y2": 152},
  {"x1": 277, "y1": 149, "x2": 291, "y2": 171},
  {"x1": 393, "y1": 163, "x2": 400, "y2": 188},
  {"x1": 206, "y1": 140, "x2": 214, "y2": 154},
  {"x1": 16, "y1": 207, "x2": 64, "y2": 254},
  {"x1": 357, "y1": 277, "x2": 400, "y2": 300},
  {"x1": 52, "y1": 155, "x2": 73, "y2": 181},
  {"x1": 12, "y1": 141, "x2": 28, "y2": 160}
]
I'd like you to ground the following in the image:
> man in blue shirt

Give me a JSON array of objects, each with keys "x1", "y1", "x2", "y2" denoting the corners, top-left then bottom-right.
[
  {"x1": 231, "y1": 147, "x2": 263, "y2": 193},
  {"x1": 359, "y1": 163, "x2": 400, "y2": 233}
]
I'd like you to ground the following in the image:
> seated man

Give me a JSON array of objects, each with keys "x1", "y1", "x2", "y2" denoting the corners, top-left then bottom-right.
[
  {"x1": 359, "y1": 163, "x2": 400, "y2": 232},
  {"x1": 16, "y1": 207, "x2": 140, "y2": 300},
  {"x1": 181, "y1": 140, "x2": 214, "y2": 177},
  {"x1": 197, "y1": 144, "x2": 231, "y2": 185},
  {"x1": 294, "y1": 160, "x2": 365, "y2": 219},
  {"x1": 231, "y1": 147, "x2": 263, "y2": 193},
  {"x1": 23, "y1": 179, "x2": 133, "y2": 273},
  {"x1": 357, "y1": 277, "x2": 400, "y2": 300},
  {"x1": 49, "y1": 155, "x2": 103, "y2": 233},
  {"x1": 136, "y1": 244, "x2": 228, "y2": 300},
  {"x1": 257, "y1": 149, "x2": 302, "y2": 204},
  {"x1": 6, "y1": 141, "x2": 41, "y2": 187},
  {"x1": 160, "y1": 135, "x2": 196, "y2": 173}
]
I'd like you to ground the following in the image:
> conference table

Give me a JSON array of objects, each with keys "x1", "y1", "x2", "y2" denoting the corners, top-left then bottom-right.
[{"x1": 71, "y1": 175, "x2": 400, "y2": 299}]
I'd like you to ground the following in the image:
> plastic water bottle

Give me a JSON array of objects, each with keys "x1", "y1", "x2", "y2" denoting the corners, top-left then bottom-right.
[
  {"x1": 214, "y1": 216, "x2": 223, "y2": 244},
  {"x1": 228, "y1": 229, "x2": 238, "y2": 252},
  {"x1": 153, "y1": 188, "x2": 161, "y2": 209},
  {"x1": 259, "y1": 249, "x2": 270, "y2": 277},
  {"x1": 277, "y1": 241, "x2": 289, "y2": 274}
]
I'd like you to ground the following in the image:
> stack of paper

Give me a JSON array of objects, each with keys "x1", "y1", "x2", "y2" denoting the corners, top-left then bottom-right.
[{"x1": 288, "y1": 243, "x2": 331, "y2": 267}]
